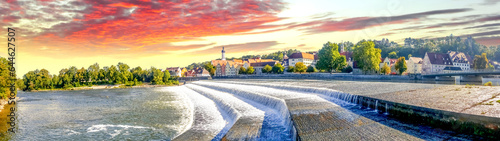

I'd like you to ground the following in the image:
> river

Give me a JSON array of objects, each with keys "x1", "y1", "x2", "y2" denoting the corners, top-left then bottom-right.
[{"x1": 0, "y1": 79, "x2": 491, "y2": 140}]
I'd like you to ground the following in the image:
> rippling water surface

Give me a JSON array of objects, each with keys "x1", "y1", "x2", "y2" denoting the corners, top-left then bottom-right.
[{"x1": 10, "y1": 87, "x2": 192, "y2": 140}]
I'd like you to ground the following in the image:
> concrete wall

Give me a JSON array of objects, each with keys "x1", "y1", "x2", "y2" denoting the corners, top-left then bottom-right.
[
  {"x1": 355, "y1": 96, "x2": 500, "y2": 138},
  {"x1": 214, "y1": 73, "x2": 415, "y2": 81}
]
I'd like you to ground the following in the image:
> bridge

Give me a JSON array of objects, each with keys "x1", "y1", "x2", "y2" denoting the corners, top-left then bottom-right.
[{"x1": 422, "y1": 70, "x2": 500, "y2": 83}]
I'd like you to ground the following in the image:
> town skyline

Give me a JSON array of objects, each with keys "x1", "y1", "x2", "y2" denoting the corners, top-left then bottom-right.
[{"x1": 1, "y1": 0, "x2": 500, "y2": 76}]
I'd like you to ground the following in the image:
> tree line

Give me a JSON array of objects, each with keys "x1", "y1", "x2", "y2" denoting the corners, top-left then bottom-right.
[{"x1": 20, "y1": 62, "x2": 179, "y2": 91}]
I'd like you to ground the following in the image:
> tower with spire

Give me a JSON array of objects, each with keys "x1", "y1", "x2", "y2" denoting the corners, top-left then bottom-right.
[{"x1": 221, "y1": 47, "x2": 226, "y2": 60}]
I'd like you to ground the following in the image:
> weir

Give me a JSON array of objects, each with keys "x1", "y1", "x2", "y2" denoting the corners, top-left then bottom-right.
[
  {"x1": 211, "y1": 80, "x2": 500, "y2": 139},
  {"x1": 195, "y1": 81, "x2": 419, "y2": 140},
  {"x1": 185, "y1": 84, "x2": 265, "y2": 140},
  {"x1": 169, "y1": 86, "x2": 226, "y2": 141}
]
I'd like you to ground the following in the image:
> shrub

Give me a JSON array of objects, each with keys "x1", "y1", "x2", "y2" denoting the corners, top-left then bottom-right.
[{"x1": 484, "y1": 81, "x2": 492, "y2": 86}]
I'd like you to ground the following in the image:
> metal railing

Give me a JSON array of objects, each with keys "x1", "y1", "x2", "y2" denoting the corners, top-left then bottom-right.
[{"x1": 424, "y1": 69, "x2": 500, "y2": 75}]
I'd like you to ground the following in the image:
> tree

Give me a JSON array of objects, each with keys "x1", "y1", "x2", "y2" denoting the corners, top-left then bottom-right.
[
  {"x1": 87, "y1": 63, "x2": 99, "y2": 83},
  {"x1": 353, "y1": 41, "x2": 382, "y2": 73},
  {"x1": 239, "y1": 67, "x2": 247, "y2": 74},
  {"x1": 394, "y1": 57, "x2": 407, "y2": 75},
  {"x1": 342, "y1": 66, "x2": 353, "y2": 73},
  {"x1": 262, "y1": 64, "x2": 272, "y2": 74},
  {"x1": 203, "y1": 62, "x2": 216, "y2": 76},
  {"x1": 408, "y1": 54, "x2": 412, "y2": 58},
  {"x1": 333, "y1": 56, "x2": 347, "y2": 72},
  {"x1": 287, "y1": 66, "x2": 294, "y2": 72},
  {"x1": 388, "y1": 51, "x2": 398, "y2": 59},
  {"x1": 316, "y1": 42, "x2": 346, "y2": 73},
  {"x1": 294, "y1": 62, "x2": 307, "y2": 74},
  {"x1": 473, "y1": 53, "x2": 489, "y2": 70},
  {"x1": 272, "y1": 63, "x2": 285, "y2": 74},
  {"x1": 151, "y1": 67, "x2": 164, "y2": 85},
  {"x1": 0, "y1": 57, "x2": 14, "y2": 99},
  {"x1": 306, "y1": 65, "x2": 317, "y2": 73},
  {"x1": 381, "y1": 63, "x2": 391, "y2": 75},
  {"x1": 163, "y1": 70, "x2": 171, "y2": 84},
  {"x1": 246, "y1": 66, "x2": 255, "y2": 74}
]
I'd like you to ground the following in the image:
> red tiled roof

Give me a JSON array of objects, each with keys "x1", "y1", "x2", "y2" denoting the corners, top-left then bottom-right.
[{"x1": 289, "y1": 52, "x2": 315, "y2": 60}]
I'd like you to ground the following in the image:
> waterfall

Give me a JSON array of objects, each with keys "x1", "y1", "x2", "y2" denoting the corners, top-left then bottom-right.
[
  {"x1": 192, "y1": 81, "x2": 295, "y2": 140},
  {"x1": 374, "y1": 100, "x2": 378, "y2": 113},
  {"x1": 169, "y1": 86, "x2": 227, "y2": 141},
  {"x1": 212, "y1": 81, "x2": 358, "y2": 105},
  {"x1": 384, "y1": 103, "x2": 389, "y2": 115},
  {"x1": 185, "y1": 84, "x2": 266, "y2": 140}
]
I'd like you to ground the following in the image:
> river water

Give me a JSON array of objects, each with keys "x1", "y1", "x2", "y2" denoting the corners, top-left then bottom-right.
[
  {"x1": 0, "y1": 79, "x2": 491, "y2": 140},
  {"x1": 8, "y1": 87, "x2": 193, "y2": 140}
]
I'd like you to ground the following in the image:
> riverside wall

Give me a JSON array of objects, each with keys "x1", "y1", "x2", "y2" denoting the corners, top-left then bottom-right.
[
  {"x1": 356, "y1": 96, "x2": 500, "y2": 138},
  {"x1": 214, "y1": 73, "x2": 418, "y2": 81}
]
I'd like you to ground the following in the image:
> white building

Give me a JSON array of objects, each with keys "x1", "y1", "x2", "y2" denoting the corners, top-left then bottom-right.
[
  {"x1": 288, "y1": 52, "x2": 315, "y2": 67},
  {"x1": 422, "y1": 52, "x2": 453, "y2": 74},
  {"x1": 447, "y1": 51, "x2": 472, "y2": 71},
  {"x1": 406, "y1": 57, "x2": 423, "y2": 74}
]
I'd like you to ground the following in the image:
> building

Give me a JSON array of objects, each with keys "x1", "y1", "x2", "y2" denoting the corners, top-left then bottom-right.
[
  {"x1": 340, "y1": 52, "x2": 353, "y2": 67},
  {"x1": 166, "y1": 67, "x2": 182, "y2": 77},
  {"x1": 406, "y1": 57, "x2": 423, "y2": 74},
  {"x1": 250, "y1": 61, "x2": 278, "y2": 75},
  {"x1": 212, "y1": 47, "x2": 277, "y2": 77},
  {"x1": 447, "y1": 51, "x2": 472, "y2": 71},
  {"x1": 380, "y1": 57, "x2": 398, "y2": 73},
  {"x1": 194, "y1": 67, "x2": 210, "y2": 77},
  {"x1": 185, "y1": 70, "x2": 196, "y2": 77},
  {"x1": 288, "y1": 52, "x2": 315, "y2": 67},
  {"x1": 422, "y1": 52, "x2": 453, "y2": 74}
]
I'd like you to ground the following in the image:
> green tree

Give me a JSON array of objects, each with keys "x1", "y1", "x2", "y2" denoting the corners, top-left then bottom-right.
[
  {"x1": 294, "y1": 62, "x2": 307, "y2": 74},
  {"x1": 203, "y1": 62, "x2": 216, "y2": 76},
  {"x1": 353, "y1": 41, "x2": 382, "y2": 73},
  {"x1": 388, "y1": 51, "x2": 398, "y2": 59},
  {"x1": 342, "y1": 66, "x2": 353, "y2": 73},
  {"x1": 287, "y1": 66, "x2": 294, "y2": 72},
  {"x1": 381, "y1": 63, "x2": 391, "y2": 75},
  {"x1": 395, "y1": 57, "x2": 407, "y2": 75},
  {"x1": 262, "y1": 64, "x2": 272, "y2": 74},
  {"x1": 239, "y1": 67, "x2": 247, "y2": 74},
  {"x1": 87, "y1": 63, "x2": 100, "y2": 83},
  {"x1": 151, "y1": 67, "x2": 164, "y2": 85},
  {"x1": 306, "y1": 65, "x2": 317, "y2": 73},
  {"x1": 272, "y1": 63, "x2": 285, "y2": 74},
  {"x1": 163, "y1": 70, "x2": 171, "y2": 84},
  {"x1": 0, "y1": 57, "x2": 14, "y2": 98},
  {"x1": 473, "y1": 53, "x2": 489, "y2": 70},
  {"x1": 316, "y1": 42, "x2": 346, "y2": 73},
  {"x1": 334, "y1": 56, "x2": 347, "y2": 72},
  {"x1": 246, "y1": 66, "x2": 255, "y2": 74}
]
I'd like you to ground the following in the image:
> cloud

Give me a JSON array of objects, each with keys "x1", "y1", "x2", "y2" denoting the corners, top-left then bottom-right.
[
  {"x1": 481, "y1": 0, "x2": 500, "y2": 5},
  {"x1": 303, "y1": 8, "x2": 472, "y2": 34},
  {"x1": 463, "y1": 30, "x2": 500, "y2": 37},
  {"x1": 193, "y1": 41, "x2": 281, "y2": 55},
  {"x1": 396, "y1": 15, "x2": 500, "y2": 30},
  {"x1": 2, "y1": 0, "x2": 286, "y2": 56},
  {"x1": 465, "y1": 23, "x2": 500, "y2": 29},
  {"x1": 475, "y1": 36, "x2": 500, "y2": 46}
]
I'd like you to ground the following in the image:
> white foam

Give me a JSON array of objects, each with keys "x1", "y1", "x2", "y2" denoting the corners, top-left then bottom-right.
[
  {"x1": 169, "y1": 86, "x2": 226, "y2": 139},
  {"x1": 87, "y1": 124, "x2": 151, "y2": 138}
]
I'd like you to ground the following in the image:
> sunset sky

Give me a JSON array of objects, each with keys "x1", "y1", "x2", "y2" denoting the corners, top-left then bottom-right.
[{"x1": 1, "y1": 0, "x2": 500, "y2": 76}]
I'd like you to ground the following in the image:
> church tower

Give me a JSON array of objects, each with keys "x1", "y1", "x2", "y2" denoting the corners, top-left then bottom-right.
[
  {"x1": 221, "y1": 47, "x2": 226, "y2": 60},
  {"x1": 340, "y1": 41, "x2": 345, "y2": 53}
]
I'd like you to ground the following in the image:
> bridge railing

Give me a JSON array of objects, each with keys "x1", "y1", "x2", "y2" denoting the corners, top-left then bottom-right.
[{"x1": 424, "y1": 69, "x2": 500, "y2": 75}]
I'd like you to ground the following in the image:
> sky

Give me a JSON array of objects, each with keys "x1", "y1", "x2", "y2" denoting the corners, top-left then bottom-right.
[{"x1": 1, "y1": 0, "x2": 500, "y2": 76}]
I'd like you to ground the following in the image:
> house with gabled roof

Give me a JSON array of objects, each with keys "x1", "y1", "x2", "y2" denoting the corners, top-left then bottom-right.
[{"x1": 422, "y1": 52, "x2": 453, "y2": 74}]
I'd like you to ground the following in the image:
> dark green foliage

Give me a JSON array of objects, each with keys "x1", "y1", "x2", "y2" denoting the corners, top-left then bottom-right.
[{"x1": 20, "y1": 62, "x2": 179, "y2": 91}]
